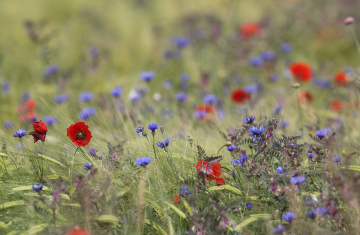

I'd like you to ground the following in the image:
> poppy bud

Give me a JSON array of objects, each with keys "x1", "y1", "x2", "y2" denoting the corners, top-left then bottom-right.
[
  {"x1": 224, "y1": 173, "x2": 230, "y2": 180},
  {"x1": 292, "y1": 83, "x2": 301, "y2": 88},
  {"x1": 225, "y1": 141, "x2": 232, "y2": 147}
]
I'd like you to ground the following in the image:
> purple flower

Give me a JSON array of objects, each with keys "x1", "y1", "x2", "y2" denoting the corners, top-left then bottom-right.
[
  {"x1": 248, "y1": 57, "x2": 263, "y2": 67},
  {"x1": 148, "y1": 123, "x2": 158, "y2": 131},
  {"x1": 194, "y1": 110, "x2": 206, "y2": 119},
  {"x1": 79, "y1": 107, "x2": 96, "y2": 120},
  {"x1": 315, "y1": 207, "x2": 328, "y2": 216},
  {"x1": 227, "y1": 145, "x2": 235, "y2": 152},
  {"x1": 79, "y1": 92, "x2": 94, "y2": 102},
  {"x1": 22, "y1": 92, "x2": 30, "y2": 102},
  {"x1": 111, "y1": 86, "x2": 123, "y2": 98},
  {"x1": 243, "y1": 116, "x2": 255, "y2": 124},
  {"x1": 332, "y1": 156, "x2": 341, "y2": 163},
  {"x1": 282, "y1": 212, "x2": 296, "y2": 222},
  {"x1": 315, "y1": 128, "x2": 332, "y2": 139},
  {"x1": 281, "y1": 43, "x2": 292, "y2": 53},
  {"x1": 88, "y1": 47, "x2": 99, "y2": 58},
  {"x1": 179, "y1": 186, "x2": 191, "y2": 196},
  {"x1": 244, "y1": 84, "x2": 258, "y2": 94},
  {"x1": 260, "y1": 50, "x2": 276, "y2": 61},
  {"x1": 156, "y1": 142, "x2": 165, "y2": 148},
  {"x1": 140, "y1": 71, "x2": 155, "y2": 82},
  {"x1": 135, "y1": 125, "x2": 144, "y2": 137},
  {"x1": 281, "y1": 121, "x2": 289, "y2": 129},
  {"x1": 313, "y1": 78, "x2": 331, "y2": 89},
  {"x1": 4, "y1": 120, "x2": 14, "y2": 129},
  {"x1": 276, "y1": 166, "x2": 283, "y2": 173},
  {"x1": 163, "y1": 79, "x2": 173, "y2": 90},
  {"x1": 43, "y1": 64, "x2": 60, "y2": 78},
  {"x1": 54, "y1": 94, "x2": 68, "y2": 104},
  {"x1": 89, "y1": 148, "x2": 98, "y2": 157},
  {"x1": 272, "y1": 224, "x2": 286, "y2": 234},
  {"x1": 172, "y1": 36, "x2": 190, "y2": 49},
  {"x1": 309, "y1": 153, "x2": 314, "y2": 160},
  {"x1": 44, "y1": 116, "x2": 56, "y2": 125},
  {"x1": 83, "y1": 162, "x2": 93, "y2": 170},
  {"x1": 270, "y1": 73, "x2": 279, "y2": 82},
  {"x1": 13, "y1": 129, "x2": 27, "y2": 138},
  {"x1": 306, "y1": 210, "x2": 316, "y2": 219},
  {"x1": 273, "y1": 103, "x2": 282, "y2": 114},
  {"x1": 135, "y1": 157, "x2": 152, "y2": 166},
  {"x1": 249, "y1": 126, "x2": 265, "y2": 136},
  {"x1": 290, "y1": 176, "x2": 306, "y2": 186},
  {"x1": 1, "y1": 81, "x2": 10, "y2": 94},
  {"x1": 176, "y1": 92, "x2": 188, "y2": 102},
  {"x1": 180, "y1": 73, "x2": 190, "y2": 82},
  {"x1": 164, "y1": 139, "x2": 170, "y2": 146},
  {"x1": 32, "y1": 183, "x2": 44, "y2": 192},
  {"x1": 203, "y1": 94, "x2": 217, "y2": 104},
  {"x1": 246, "y1": 203, "x2": 253, "y2": 210}
]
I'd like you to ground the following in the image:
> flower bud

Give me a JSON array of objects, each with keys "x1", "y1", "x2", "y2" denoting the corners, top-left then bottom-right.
[
  {"x1": 224, "y1": 173, "x2": 230, "y2": 180},
  {"x1": 225, "y1": 141, "x2": 232, "y2": 147},
  {"x1": 344, "y1": 17, "x2": 354, "y2": 25},
  {"x1": 292, "y1": 82, "x2": 300, "y2": 88}
]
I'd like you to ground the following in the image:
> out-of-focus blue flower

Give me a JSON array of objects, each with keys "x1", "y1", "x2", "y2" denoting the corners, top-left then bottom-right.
[
  {"x1": 276, "y1": 166, "x2": 283, "y2": 173},
  {"x1": 179, "y1": 186, "x2": 191, "y2": 196},
  {"x1": 244, "y1": 84, "x2": 258, "y2": 94},
  {"x1": 163, "y1": 50, "x2": 180, "y2": 59},
  {"x1": 79, "y1": 107, "x2": 96, "y2": 120},
  {"x1": 79, "y1": 92, "x2": 94, "y2": 102},
  {"x1": 4, "y1": 120, "x2": 13, "y2": 129},
  {"x1": 180, "y1": 73, "x2": 190, "y2": 82},
  {"x1": 282, "y1": 212, "x2": 296, "y2": 222},
  {"x1": 309, "y1": 153, "x2": 314, "y2": 160},
  {"x1": 281, "y1": 43, "x2": 293, "y2": 53},
  {"x1": 135, "y1": 157, "x2": 152, "y2": 166},
  {"x1": 1, "y1": 81, "x2": 10, "y2": 94},
  {"x1": 54, "y1": 94, "x2": 68, "y2": 104},
  {"x1": 270, "y1": 73, "x2": 279, "y2": 82},
  {"x1": 176, "y1": 92, "x2": 188, "y2": 102},
  {"x1": 163, "y1": 79, "x2": 173, "y2": 90},
  {"x1": 89, "y1": 148, "x2": 98, "y2": 157},
  {"x1": 13, "y1": 129, "x2": 27, "y2": 138},
  {"x1": 32, "y1": 183, "x2": 44, "y2": 192},
  {"x1": 273, "y1": 103, "x2": 283, "y2": 114},
  {"x1": 43, "y1": 64, "x2": 59, "y2": 79},
  {"x1": 305, "y1": 198, "x2": 315, "y2": 206},
  {"x1": 315, "y1": 128, "x2": 332, "y2": 139},
  {"x1": 248, "y1": 57, "x2": 264, "y2": 67},
  {"x1": 44, "y1": 116, "x2": 56, "y2": 125},
  {"x1": 272, "y1": 224, "x2": 286, "y2": 234},
  {"x1": 332, "y1": 156, "x2": 341, "y2": 163},
  {"x1": 290, "y1": 176, "x2": 306, "y2": 186},
  {"x1": 156, "y1": 142, "x2": 165, "y2": 148},
  {"x1": 260, "y1": 51, "x2": 276, "y2": 61},
  {"x1": 111, "y1": 86, "x2": 123, "y2": 98},
  {"x1": 243, "y1": 116, "x2": 255, "y2": 124},
  {"x1": 172, "y1": 36, "x2": 190, "y2": 49},
  {"x1": 227, "y1": 145, "x2": 235, "y2": 152},
  {"x1": 281, "y1": 121, "x2": 289, "y2": 129},
  {"x1": 231, "y1": 155, "x2": 248, "y2": 165},
  {"x1": 203, "y1": 94, "x2": 217, "y2": 104},
  {"x1": 83, "y1": 162, "x2": 93, "y2": 170},
  {"x1": 128, "y1": 91, "x2": 141, "y2": 102},
  {"x1": 194, "y1": 110, "x2": 206, "y2": 119},
  {"x1": 313, "y1": 78, "x2": 331, "y2": 89},
  {"x1": 135, "y1": 125, "x2": 144, "y2": 137},
  {"x1": 164, "y1": 139, "x2": 170, "y2": 146},
  {"x1": 28, "y1": 115, "x2": 37, "y2": 122},
  {"x1": 306, "y1": 210, "x2": 316, "y2": 219},
  {"x1": 88, "y1": 47, "x2": 99, "y2": 58},
  {"x1": 315, "y1": 207, "x2": 328, "y2": 216},
  {"x1": 140, "y1": 71, "x2": 155, "y2": 82},
  {"x1": 246, "y1": 203, "x2": 253, "y2": 210},
  {"x1": 249, "y1": 126, "x2": 265, "y2": 136},
  {"x1": 148, "y1": 123, "x2": 158, "y2": 131},
  {"x1": 22, "y1": 92, "x2": 30, "y2": 102}
]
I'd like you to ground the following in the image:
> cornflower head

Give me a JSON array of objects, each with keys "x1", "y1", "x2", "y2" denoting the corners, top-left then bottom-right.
[
  {"x1": 13, "y1": 129, "x2": 27, "y2": 138},
  {"x1": 83, "y1": 162, "x2": 93, "y2": 170},
  {"x1": 272, "y1": 224, "x2": 286, "y2": 234},
  {"x1": 179, "y1": 186, "x2": 191, "y2": 196},
  {"x1": 1, "y1": 81, "x2": 10, "y2": 94},
  {"x1": 79, "y1": 107, "x2": 96, "y2": 120},
  {"x1": 227, "y1": 145, "x2": 235, "y2": 152},
  {"x1": 315, "y1": 128, "x2": 333, "y2": 139},
  {"x1": 44, "y1": 116, "x2": 56, "y2": 125},
  {"x1": 276, "y1": 166, "x2": 283, "y2": 174},
  {"x1": 243, "y1": 116, "x2": 255, "y2": 124},
  {"x1": 203, "y1": 94, "x2": 217, "y2": 104},
  {"x1": 246, "y1": 203, "x2": 253, "y2": 210},
  {"x1": 290, "y1": 175, "x2": 306, "y2": 186},
  {"x1": 273, "y1": 103, "x2": 283, "y2": 114},
  {"x1": 148, "y1": 123, "x2": 158, "y2": 135},
  {"x1": 309, "y1": 153, "x2": 314, "y2": 160},
  {"x1": 180, "y1": 73, "x2": 190, "y2": 82},
  {"x1": 176, "y1": 92, "x2": 188, "y2": 102},
  {"x1": 32, "y1": 183, "x2": 44, "y2": 192},
  {"x1": 332, "y1": 156, "x2": 341, "y2": 163},
  {"x1": 282, "y1": 212, "x2": 296, "y2": 222},
  {"x1": 244, "y1": 84, "x2": 258, "y2": 94},
  {"x1": 79, "y1": 91, "x2": 94, "y2": 102},
  {"x1": 260, "y1": 50, "x2": 276, "y2": 61},
  {"x1": 315, "y1": 207, "x2": 328, "y2": 216},
  {"x1": 281, "y1": 42, "x2": 293, "y2": 53},
  {"x1": 111, "y1": 86, "x2": 123, "y2": 98},
  {"x1": 88, "y1": 148, "x2": 98, "y2": 157},
  {"x1": 270, "y1": 73, "x2": 279, "y2": 82},
  {"x1": 135, "y1": 125, "x2": 144, "y2": 137},
  {"x1": 54, "y1": 94, "x2": 68, "y2": 104},
  {"x1": 306, "y1": 210, "x2": 316, "y2": 219},
  {"x1": 135, "y1": 157, "x2": 152, "y2": 167},
  {"x1": 249, "y1": 126, "x2": 265, "y2": 136},
  {"x1": 43, "y1": 64, "x2": 59, "y2": 79},
  {"x1": 248, "y1": 56, "x2": 263, "y2": 67},
  {"x1": 140, "y1": 71, "x2": 155, "y2": 82},
  {"x1": 172, "y1": 36, "x2": 190, "y2": 49}
]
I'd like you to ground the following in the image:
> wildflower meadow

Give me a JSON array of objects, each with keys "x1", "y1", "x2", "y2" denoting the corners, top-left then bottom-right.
[{"x1": 1, "y1": 0, "x2": 360, "y2": 234}]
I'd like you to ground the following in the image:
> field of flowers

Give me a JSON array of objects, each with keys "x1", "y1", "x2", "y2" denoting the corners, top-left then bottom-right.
[{"x1": 1, "y1": 0, "x2": 360, "y2": 234}]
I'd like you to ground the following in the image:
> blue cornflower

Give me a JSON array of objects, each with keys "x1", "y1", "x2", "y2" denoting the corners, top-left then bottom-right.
[
  {"x1": 83, "y1": 162, "x2": 93, "y2": 170},
  {"x1": 79, "y1": 92, "x2": 94, "y2": 102},
  {"x1": 1, "y1": 81, "x2": 10, "y2": 94},
  {"x1": 227, "y1": 145, "x2": 235, "y2": 152},
  {"x1": 44, "y1": 116, "x2": 56, "y2": 125},
  {"x1": 164, "y1": 139, "x2": 170, "y2": 146},
  {"x1": 180, "y1": 73, "x2": 190, "y2": 82},
  {"x1": 281, "y1": 121, "x2": 289, "y2": 129},
  {"x1": 332, "y1": 156, "x2": 341, "y2": 163},
  {"x1": 272, "y1": 224, "x2": 286, "y2": 234},
  {"x1": 276, "y1": 166, "x2": 283, "y2": 174},
  {"x1": 309, "y1": 153, "x2": 314, "y2": 160},
  {"x1": 248, "y1": 57, "x2": 264, "y2": 67},
  {"x1": 88, "y1": 47, "x2": 99, "y2": 58},
  {"x1": 89, "y1": 148, "x2": 98, "y2": 157},
  {"x1": 194, "y1": 110, "x2": 206, "y2": 119},
  {"x1": 290, "y1": 176, "x2": 306, "y2": 186},
  {"x1": 238, "y1": 155, "x2": 248, "y2": 164},
  {"x1": 32, "y1": 183, "x2": 44, "y2": 192},
  {"x1": 111, "y1": 86, "x2": 123, "y2": 98},
  {"x1": 305, "y1": 199, "x2": 314, "y2": 206},
  {"x1": 249, "y1": 126, "x2": 265, "y2": 136},
  {"x1": 54, "y1": 94, "x2": 68, "y2": 104},
  {"x1": 273, "y1": 103, "x2": 282, "y2": 114},
  {"x1": 276, "y1": 140, "x2": 282, "y2": 147},
  {"x1": 260, "y1": 50, "x2": 276, "y2": 61},
  {"x1": 13, "y1": 129, "x2": 27, "y2": 138},
  {"x1": 282, "y1": 212, "x2": 296, "y2": 222},
  {"x1": 43, "y1": 64, "x2": 59, "y2": 78},
  {"x1": 313, "y1": 78, "x2": 331, "y2": 89},
  {"x1": 172, "y1": 36, "x2": 190, "y2": 49},
  {"x1": 156, "y1": 142, "x2": 165, "y2": 148},
  {"x1": 315, "y1": 128, "x2": 332, "y2": 139},
  {"x1": 246, "y1": 203, "x2": 253, "y2": 210},
  {"x1": 4, "y1": 120, "x2": 14, "y2": 129},
  {"x1": 270, "y1": 73, "x2": 279, "y2": 82},
  {"x1": 203, "y1": 94, "x2": 217, "y2": 104},
  {"x1": 148, "y1": 123, "x2": 158, "y2": 131},
  {"x1": 28, "y1": 115, "x2": 37, "y2": 122},
  {"x1": 135, "y1": 157, "x2": 152, "y2": 167},
  {"x1": 22, "y1": 92, "x2": 30, "y2": 101},
  {"x1": 243, "y1": 116, "x2": 256, "y2": 124},
  {"x1": 306, "y1": 210, "x2": 316, "y2": 219},
  {"x1": 163, "y1": 50, "x2": 180, "y2": 59},
  {"x1": 135, "y1": 125, "x2": 144, "y2": 137},
  {"x1": 140, "y1": 71, "x2": 155, "y2": 82},
  {"x1": 281, "y1": 43, "x2": 293, "y2": 53},
  {"x1": 79, "y1": 107, "x2": 96, "y2": 120},
  {"x1": 315, "y1": 207, "x2": 328, "y2": 216},
  {"x1": 129, "y1": 91, "x2": 141, "y2": 102},
  {"x1": 176, "y1": 92, "x2": 188, "y2": 102},
  {"x1": 179, "y1": 186, "x2": 191, "y2": 196},
  {"x1": 244, "y1": 84, "x2": 258, "y2": 94}
]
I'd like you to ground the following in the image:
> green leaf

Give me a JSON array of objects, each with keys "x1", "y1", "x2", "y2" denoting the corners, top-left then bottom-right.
[
  {"x1": 95, "y1": 215, "x2": 118, "y2": 225},
  {"x1": 0, "y1": 201, "x2": 24, "y2": 211},
  {"x1": 38, "y1": 154, "x2": 65, "y2": 168},
  {"x1": 144, "y1": 220, "x2": 167, "y2": 235},
  {"x1": 183, "y1": 200, "x2": 192, "y2": 216},
  {"x1": 164, "y1": 202, "x2": 187, "y2": 219},
  {"x1": 117, "y1": 186, "x2": 131, "y2": 197},
  {"x1": 168, "y1": 217, "x2": 175, "y2": 235},
  {"x1": 19, "y1": 223, "x2": 47, "y2": 235},
  {"x1": 233, "y1": 217, "x2": 259, "y2": 231},
  {"x1": 208, "y1": 185, "x2": 242, "y2": 195}
]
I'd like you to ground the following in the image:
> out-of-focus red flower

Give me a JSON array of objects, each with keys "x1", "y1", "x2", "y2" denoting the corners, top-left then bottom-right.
[
  {"x1": 29, "y1": 120, "x2": 47, "y2": 143},
  {"x1": 67, "y1": 122, "x2": 92, "y2": 147},
  {"x1": 239, "y1": 22, "x2": 260, "y2": 40},
  {"x1": 66, "y1": 228, "x2": 91, "y2": 235},
  {"x1": 290, "y1": 62, "x2": 312, "y2": 82},
  {"x1": 216, "y1": 178, "x2": 225, "y2": 186},
  {"x1": 174, "y1": 193, "x2": 181, "y2": 205},
  {"x1": 298, "y1": 91, "x2": 313, "y2": 104},
  {"x1": 334, "y1": 72, "x2": 348, "y2": 86},
  {"x1": 231, "y1": 89, "x2": 250, "y2": 104},
  {"x1": 196, "y1": 160, "x2": 222, "y2": 181},
  {"x1": 195, "y1": 104, "x2": 216, "y2": 114},
  {"x1": 17, "y1": 99, "x2": 37, "y2": 123},
  {"x1": 330, "y1": 99, "x2": 343, "y2": 113}
]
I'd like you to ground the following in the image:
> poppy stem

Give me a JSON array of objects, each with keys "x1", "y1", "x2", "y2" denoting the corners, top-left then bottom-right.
[
  {"x1": 70, "y1": 146, "x2": 81, "y2": 182},
  {"x1": 350, "y1": 25, "x2": 360, "y2": 56},
  {"x1": 216, "y1": 145, "x2": 226, "y2": 156}
]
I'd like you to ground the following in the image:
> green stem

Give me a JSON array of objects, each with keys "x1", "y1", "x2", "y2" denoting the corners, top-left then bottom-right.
[
  {"x1": 217, "y1": 145, "x2": 226, "y2": 156},
  {"x1": 70, "y1": 146, "x2": 81, "y2": 182},
  {"x1": 350, "y1": 26, "x2": 360, "y2": 55}
]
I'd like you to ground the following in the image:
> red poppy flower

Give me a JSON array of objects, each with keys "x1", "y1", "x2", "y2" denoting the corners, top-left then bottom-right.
[
  {"x1": 330, "y1": 99, "x2": 343, "y2": 113},
  {"x1": 174, "y1": 193, "x2": 181, "y2": 205},
  {"x1": 216, "y1": 178, "x2": 225, "y2": 186},
  {"x1": 66, "y1": 228, "x2": 91, "y2": 235},
  {"x1": 298, "y1": 91, "x2": 313, "y2": 104},
  {"x1": 67, "y1": 122, "x2": 92, "y2": 147},
  {"x1": 196, "y1": 160, "x2": 221, "y2": 181},
  {"x1": 239, "y1": 22, "x2": 260, "y2": 40},
  {"x1": 29, "y1": 120, "x2": 47, "y2": 143},
  {"x1": 334, "y1": 72, "x2": 348, "y2": 86},
  {"x1": 290, "y1": 62, "x2": 312, "y2": 82},
  {"x1": 195, "y1": 104, "x2": 216, "y2": 114},
  {"x1": 231, "y1": 89, "x2": 250, "y2": 104}
]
